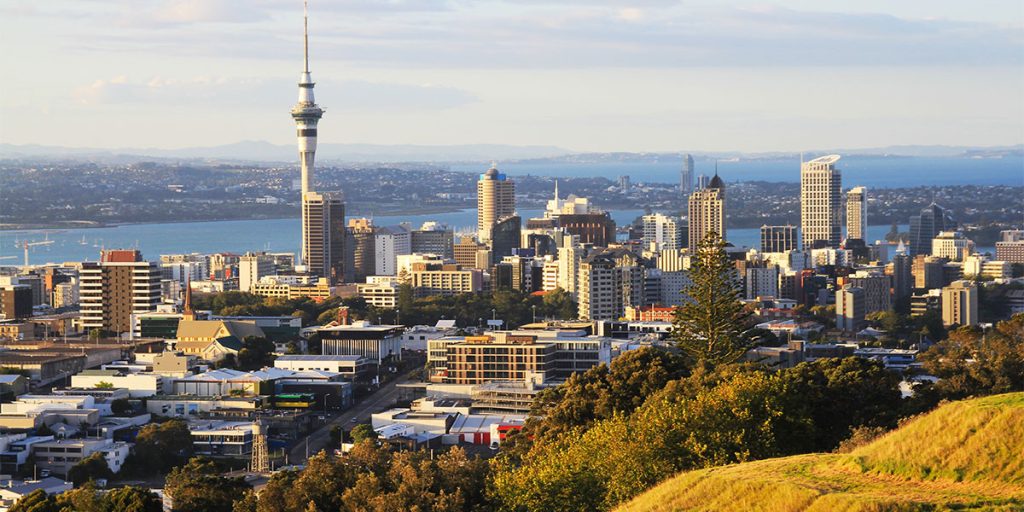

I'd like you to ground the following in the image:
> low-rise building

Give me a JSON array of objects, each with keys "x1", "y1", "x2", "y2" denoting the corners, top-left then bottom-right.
[
  {"x1": 0, "y1": 477, "x2": 72, "y2": 510},
  {"x1": 32, "y1": 438, "x2": 131, "y2": 476},
  {"x1": 318, "y1": 322, "x2": 404, "y2": 363},
  {"x1": 188, "y1": 420, "x2": 255, "y2": 457},
  {"x1": 70, "y1": 369, "x2": 166, "y2": 397},
  {"x1": 273, "y1": 355, "x2": 376, "y2": 382}
]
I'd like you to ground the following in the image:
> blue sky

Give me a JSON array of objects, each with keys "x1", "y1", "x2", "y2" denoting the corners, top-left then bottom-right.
[{"x1": 0, "y1": 0, "x2": 1021, "y2": 152}]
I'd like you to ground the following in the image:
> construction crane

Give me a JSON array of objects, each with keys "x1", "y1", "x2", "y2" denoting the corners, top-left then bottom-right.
[{"x1": 22, "y1": 240, "x2": 54, "y2": 266}]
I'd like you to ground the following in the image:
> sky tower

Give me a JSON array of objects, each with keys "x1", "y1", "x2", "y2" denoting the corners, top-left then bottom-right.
[{"x1": 292, "y1": 0, "x2": 323, "y2": 197}]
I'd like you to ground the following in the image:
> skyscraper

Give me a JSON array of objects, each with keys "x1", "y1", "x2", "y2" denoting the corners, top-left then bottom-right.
[
  {"x1": 800, "y1": 155, "x2": 842, "y2": 249},
  {"x1": 680, "y1": 153, "x2": 694, "y2": 195},
  {"x1": 477, "y1": 163, "x2": 515, "y2": 243},
  {"x1": 846, "y1": 186, "x2": 867, "y2": 241},
  {"x1": 302, "y1": 192, "x2": 346, "y2": 283},
  {"x1": 688, "y1": 174, "x2": 726, "y2": 249},
  {"x1": 909, "y1": 203, "x2": 955, "y2": 256},
  {"x1": 79, "y1": 250, "x2": 161, "y2": 335}
]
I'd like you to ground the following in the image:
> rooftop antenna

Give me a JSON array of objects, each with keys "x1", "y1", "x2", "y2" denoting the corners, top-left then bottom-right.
[
  {"x1": 554, "y1": 179, "x2": 559, "y2": 201},
  {"x1": 714, "y1": 159, "x2": 719, "y2": 176},
  {"x1": 303, "y1": 0, "x2": 309, "y2": 74}
]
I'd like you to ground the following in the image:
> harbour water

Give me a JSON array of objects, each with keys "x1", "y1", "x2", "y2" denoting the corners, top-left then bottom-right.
[{"x1": 1, "y1": 209, "x2": 944, "y2": 266}]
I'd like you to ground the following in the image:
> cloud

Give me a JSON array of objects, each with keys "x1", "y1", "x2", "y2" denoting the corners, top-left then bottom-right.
[
  {"x1": 65, "y1": 2, "x2": 1022, "y2": 69},
  {"x1": 71, "y1": 75, "x2": 476, "y2": 111},
  {"x1": 334, "y1": 80, "x2": 477, "y2": 110}
]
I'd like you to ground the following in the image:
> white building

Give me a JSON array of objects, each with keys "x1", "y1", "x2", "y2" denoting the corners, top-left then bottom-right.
[
  {"x1": 800, "y1": 155, "x2": 842, "y2": 249},
  {"x1": 70, "y1": 369, "x2": 166, "y2": 398},
  {"x1": 932, "y1": 231, "x2": 975, "y2": 261},
  {"x1": 642, "y1": 213, "x2": 685, "y2": 251},
  {"x1": 745, "y1": 267, "x2": 779, "y2": 300},
  {"x1": 375, "y1": 226, "x2": 412, "y2": 276},
  {"x1": 239, "y1": 253, "x2": 276, "y2": 293}
]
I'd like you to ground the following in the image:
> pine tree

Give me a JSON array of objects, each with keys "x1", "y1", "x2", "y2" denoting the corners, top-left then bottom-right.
[{"x1": 672, "y1": 231, "x2": 753, "y2": 366}]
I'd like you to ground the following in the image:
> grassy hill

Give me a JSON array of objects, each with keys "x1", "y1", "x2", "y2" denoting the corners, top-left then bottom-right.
[{"x1": 617, "y1": 393, "x2": 1024, "y2": 512}]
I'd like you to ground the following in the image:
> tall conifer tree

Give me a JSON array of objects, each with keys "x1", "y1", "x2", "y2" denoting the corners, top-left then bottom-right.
[{"x1": 672, "y1": 231, "x2": 753, "y2": 366}]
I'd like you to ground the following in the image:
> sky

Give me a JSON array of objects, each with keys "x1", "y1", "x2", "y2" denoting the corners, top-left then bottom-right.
[{"x1": 0, "y1": 0, "x2": 1022, "y2": 153}]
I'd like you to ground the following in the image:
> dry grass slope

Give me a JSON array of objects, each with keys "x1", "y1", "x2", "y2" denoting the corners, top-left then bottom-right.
[{"x1": 617, "y1": 393, "x2": 1024, "y2": 512}]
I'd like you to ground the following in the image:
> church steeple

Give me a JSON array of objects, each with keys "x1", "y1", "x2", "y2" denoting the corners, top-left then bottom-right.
[{"x1": 182, "y1": 278, "x2": 195, "y2": 321}]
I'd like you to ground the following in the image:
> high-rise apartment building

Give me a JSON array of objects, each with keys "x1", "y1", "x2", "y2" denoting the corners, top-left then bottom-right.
[
  {"x1": 908, "y1": 203, "x2": 955, "y2": 256},
  {"x1": 846, "y1": 271, "x2": 892, "y2": 315},
  {"x1": 890, "y1": 244, "x2": 913, "y2": 303},
  {"x1": 687, "y1": 174, "x2": 726, "y2": 250},
  {"x1": 642, "y1": 214, "x2": 685, "y2": 251},
  {"x1": 760, "y1": 225, "x2": 798, "y2": 253},
  {"x1": 301, "y1": 192, "x2": 346, "y2": 283},
  {"x1": 577, "y1": 249, "x2": 643, "y2": 321},
  {"x1": 374, "y1": 225, "x2": 411, "y2": 276},
  {"x1": 800, "y1": 155, "x2": 842, "y2": 249},
  {"x1": 836, "y1": 285, "x2": 865, "y2": 332},
  {"x1": 79, "y1": 250, "x2": 161, "y2": 335},
  {"x1": 348, "y1": 218, "x2": 376, "y2": 282},
  {"x1": 680, "y1": 154, "x2": 694, "y2": 195},
  {"x1": 239, "y1": 253, "x2": 275, "y2": 293},
  {"x1": 941, "y1": 280, "x2": 978, "y2": 327},
  {"x1": 477, "y1": 164, "x2": 515, "y2": 243},
  {"x1": 846, "y1": 186, "x2": 867, "y2": 241}
]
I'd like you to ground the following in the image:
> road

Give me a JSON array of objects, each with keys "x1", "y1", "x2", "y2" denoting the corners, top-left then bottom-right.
[{"x1": 288, "y1": 367, "x2": 421, "y2": 465}]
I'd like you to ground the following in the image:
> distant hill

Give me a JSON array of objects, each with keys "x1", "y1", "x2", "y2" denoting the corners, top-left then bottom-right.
[{"x1": 617, "y1": 392, "x2": 1024, "y2": 511}]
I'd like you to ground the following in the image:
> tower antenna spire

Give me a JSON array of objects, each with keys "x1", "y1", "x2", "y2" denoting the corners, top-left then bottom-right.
[{"x1": 303, "y1": 0, "x2": 309, "y2": 73}]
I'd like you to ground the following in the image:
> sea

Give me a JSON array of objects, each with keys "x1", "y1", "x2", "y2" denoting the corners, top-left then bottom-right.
[{"x1": 2, "y1": 211, "x2": 975, "y2": 266}]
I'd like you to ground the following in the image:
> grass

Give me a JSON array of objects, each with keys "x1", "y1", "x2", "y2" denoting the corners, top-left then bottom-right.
[{"x1": 616, "y1": 393, "x2": 1024, "y2": 512}]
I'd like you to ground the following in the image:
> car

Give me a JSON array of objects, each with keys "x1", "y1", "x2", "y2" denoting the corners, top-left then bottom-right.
[{"x1": 349, "y1": 418, "x2": 357, "y2": 423}]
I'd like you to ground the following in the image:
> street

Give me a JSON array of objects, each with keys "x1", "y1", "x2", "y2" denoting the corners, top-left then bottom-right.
[{"x1": 287, "y1": 366, "x2": 421, "y2": 465}]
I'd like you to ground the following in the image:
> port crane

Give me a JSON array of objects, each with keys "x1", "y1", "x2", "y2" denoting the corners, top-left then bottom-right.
[{"x1": 21, "y1": 239, "x2": 54, "y2": 266}]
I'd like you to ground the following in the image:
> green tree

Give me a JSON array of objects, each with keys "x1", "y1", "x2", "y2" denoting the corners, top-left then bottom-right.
[
  {"x1": 94, "y1": 381, "x2": 114, "y2": 389},
  {"x1": 541, "y1": 287, "x2": 578, "y2": 320},
  {"x1": 671, "y1": 231, "x2": 752, "y2": 366},
  {"x1": 237, "y1": 336, "x2": 276, "y2": 371},
  {"x1": 8, "y1": 489, "x2": 59, "y2": 512},
  {"x1": 918, "y1": 314, "x2": 1024, "y2": 401},
  {"x1": 523, "y1": 347, "x2": 687, "y2": 447},
  {"x1": 165, "y1": 457, "x2": 250, "y2": 512},
  {"x1": 67, "y1": 452, "x2": 113, "y2": 487},
  {"x1": 776, "y1": 357, "x2": 902, "y2": 452},
  {"x1": 104, "y1": 486, "x2": 163, "y2": 512},
  {"x1": 126, "y1": 419, "x2": 194, "y2": 474},
  {"x1": 350, "y1": 424, "x2": 377, "y2": 444},
  {"x1": 110, "y1": 398, "x2": 133, "y2": 416}
]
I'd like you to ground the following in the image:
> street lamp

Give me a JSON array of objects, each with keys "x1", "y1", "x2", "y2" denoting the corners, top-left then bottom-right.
[{"x1": 396, "y1": 309, "x2": 401, "y2": 325}]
